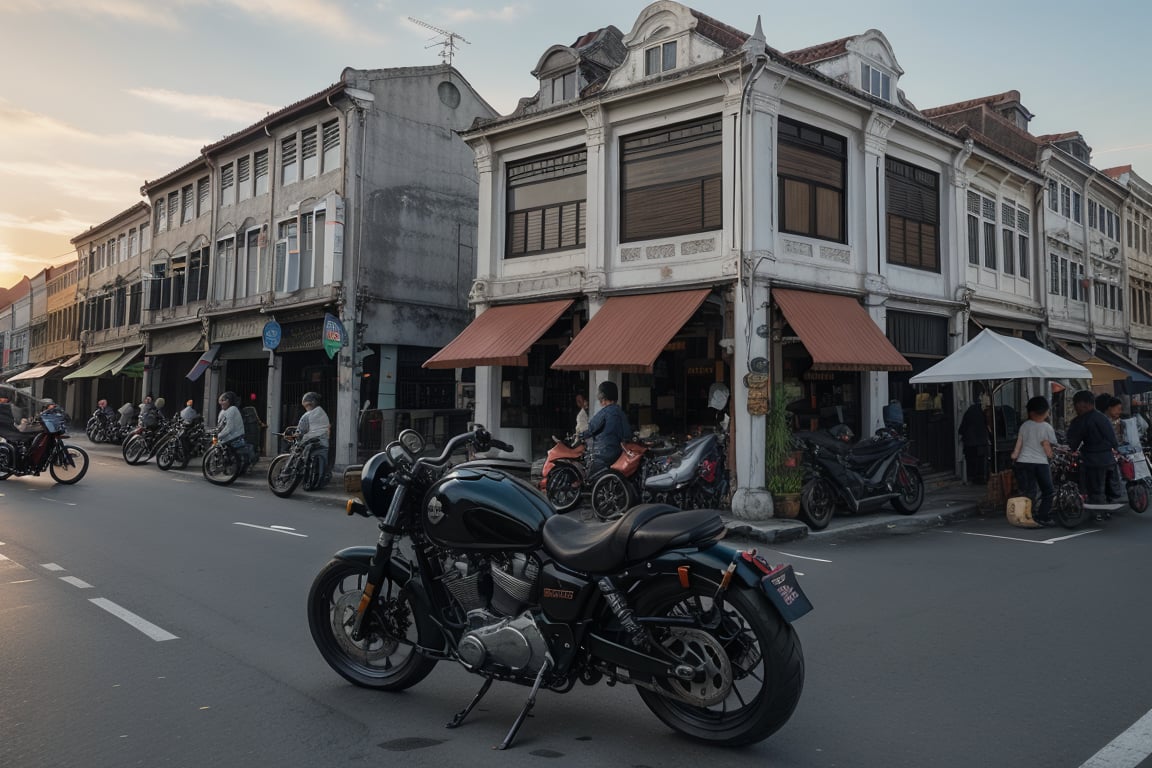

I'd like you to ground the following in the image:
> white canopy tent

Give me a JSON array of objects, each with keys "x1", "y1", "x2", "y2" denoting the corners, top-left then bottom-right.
[{"x1": 910, "y1": 329, "x2": 1092, "y2": 472}]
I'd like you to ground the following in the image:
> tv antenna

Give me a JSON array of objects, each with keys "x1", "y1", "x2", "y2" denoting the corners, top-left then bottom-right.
[{"x1": 408, "y1": 17, "x2": 470, "y2": 67}]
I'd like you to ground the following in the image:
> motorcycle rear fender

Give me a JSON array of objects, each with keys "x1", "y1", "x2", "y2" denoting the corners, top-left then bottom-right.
[
  {"x1": 621, "y1": 542, "x2": 810, "y2": 623},
  {"x1": 331, "y1": 546, "x2": 446, "y2": 652}
]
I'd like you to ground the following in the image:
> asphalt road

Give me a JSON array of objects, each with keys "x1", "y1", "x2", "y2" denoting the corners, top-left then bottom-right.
[{"x1": 2, "y1": 436, "x2": 1152, "y2": 767}]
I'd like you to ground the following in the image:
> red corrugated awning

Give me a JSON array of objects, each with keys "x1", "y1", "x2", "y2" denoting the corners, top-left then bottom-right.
[
  {"x1": 551, "y1": 289, "x2": 711, "y2": 373},
  {"x1": 423, "y1": 299, "x2": 573, "y2": 368},
  {"x1": 773, "y1": 288, "x2": 911, "y2": 371}
]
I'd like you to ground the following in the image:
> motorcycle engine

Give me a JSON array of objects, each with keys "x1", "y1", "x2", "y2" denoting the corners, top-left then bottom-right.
[{"x1": 440, "y1": 553, "x2": 548, "y2": 675}]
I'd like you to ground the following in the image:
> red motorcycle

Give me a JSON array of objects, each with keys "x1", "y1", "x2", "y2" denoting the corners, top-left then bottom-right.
[
  {"x1": 588, "y1": 437, "x2": 655, "y2": 520},
  {"x1": 0, "y1": 409, "x2": 89, "y2": 484},
  {"x1": 539, "y1": 434, "x2": 588, "y2": 511}
]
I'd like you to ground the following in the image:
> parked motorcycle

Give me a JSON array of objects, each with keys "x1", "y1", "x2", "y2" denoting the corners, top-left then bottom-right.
[
  {"x1": 1048, "y1": 447, "x2": 1090, "y2": 528},
  {"x1": 122, "y1": 418, "x2": 170, "y2": 465},
  {"x1": 0, "y1": 410, "x2": 89, "y2": 484},
  {"x1": 539, "y1": 434, "x2": 589, "y2": 512},
  {"x1": 310, "y1": 425, "x2": 809, "y2": 748},
  {"x1": 85, "y1": 408, "x2": 127, "y2": 444},
  {"x1": 267, "y1": 426, "x2": 330, "y2": 497},
  {"x1": 795, "y1": 425, "x2": 923, "y2": 530},
  {"x1": 155, "y1": 416, "x2": 208, "y2": 471},
  {"x1": 644, "y1": 429, "x2": 728, "y2": 509},
  {"x1": 587, "y1": 436, "x2": 660, "y2": 520}
]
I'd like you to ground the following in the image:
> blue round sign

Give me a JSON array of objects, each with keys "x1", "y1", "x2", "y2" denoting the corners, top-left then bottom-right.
[{"x1": 262, "y1": 320, "x2": 282, "y2": 351}]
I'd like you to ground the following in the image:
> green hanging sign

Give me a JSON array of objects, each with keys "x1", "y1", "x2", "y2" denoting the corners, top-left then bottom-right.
[{"x1": 323, "y1": 312, "x2": 346, "y2": 360}]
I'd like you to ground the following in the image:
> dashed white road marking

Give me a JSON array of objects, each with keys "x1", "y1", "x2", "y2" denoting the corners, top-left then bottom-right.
[
  {"x1": 42, "y1": 498, "x2": 78, "y2": 506},
  {"x1": 0, "y1": 554, "x2": 9, "y2": 562},
  {"x1": 233, "y1": 522, "x2": 307, "y2": 538},
  {"x1": 41, "y1": 563, "x2": 66, "y2": 571},
  {"x1": 774, "y1": 551, "x2": 833, "y2": 563},
  {"x1": 60, "y1": 576, "x2": 94, "y2": 589},
  {"x1": 961, "y1": 529, "x2": 1103, "y2": 544},
  {"x1": 1079, "y1": 707, "x2": 1152, "y2": 767},
  {"x1": 234, "y1": 494, "x2": 256, "y2": 499},
  {"x1": 8, "y1": 579, "x2": 37, "y2": 584},
  {"x1": 89, "y1": 598, "x2": 178, "y2": 642}
]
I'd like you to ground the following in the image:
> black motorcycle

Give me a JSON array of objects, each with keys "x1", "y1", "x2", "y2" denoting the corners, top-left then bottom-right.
[
  {"x1": 795, "y1": 426, "x2": 924, "y2": 530},
  {"x1": 122, "y1": 416, "x2": 170, "y2": 465},
  {"x1": 201, "y1": 430, "x2": 257, "y2": 486},
  {"x1": 85, "y1": 409, "x2": 127, "y2": 444},
  {"x1": 308, "y1": 426, "x2": 810, "y2": 749},
  {"x1": 155, "y1": 416, "x2": 208, "y2": 471},
  {"x1": 0, "y1": 410, "x2": 89, "y2": 484},
  {"x1": 267, "y1": 426, "x2": 330, "y2": 497}
]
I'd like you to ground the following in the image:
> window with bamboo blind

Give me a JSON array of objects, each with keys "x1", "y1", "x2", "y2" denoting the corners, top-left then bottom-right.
[
  {"x1": 777, "y1": 117, "x2": 845, "y2": 244},
  {"x1": 620, "y1": 116, "x2": 722, "y2": 243},
  {"x1": 885, "y1": 157, "x2": 939, "y2": 271},
  {"x1": 505, "y1": 148, "x2": 587, "y2": 257}
]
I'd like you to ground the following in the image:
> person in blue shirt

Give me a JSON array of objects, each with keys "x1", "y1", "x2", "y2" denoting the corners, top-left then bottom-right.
[
  {"x1": 580, "y1": 381, "x2": 631, "y2": 477},
  {"x1": 1066, "y1": 389, "x2": 1119, "y2": 516}
]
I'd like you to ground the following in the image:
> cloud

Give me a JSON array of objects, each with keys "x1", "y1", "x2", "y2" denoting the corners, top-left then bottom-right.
[
  {"x1": 0, "y1": 211, "x2": 97, "y2": 237},
  {"x1": 1094, "y1": 143, "x2": 1152, "y2": 155},
  {"x1": 3, "y1": 0, "x2": 180, "y2": 27},
  {"x1": 436, "y1": 5, "x2": 527, "y2": 22},
  {"x1": 0, "y1": 101, "x2": 205, "y2": 157},
  {"x1": 0, "y1": 160, "x2": 146, "y2": 202},
  {"x1": 126, "y1": 87, "x2": 278, "y2": 124}
]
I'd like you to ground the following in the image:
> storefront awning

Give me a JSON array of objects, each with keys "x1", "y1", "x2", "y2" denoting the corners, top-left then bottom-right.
[
  {"x1": 5, "y1": 363, "x2": 61, "y2": 383},
  {"x1": 62, "y1": 351, "x2": 125, "y2": 381},
  {"x1": 1096, "y1": 345, "x2": 1152, "y2": 391},
  {"x1": 108, "y1": 346, "x2": 144, "y2": 376},
  {"x1": 147, "y1": 326, "x2": 204, "y2": 356},
  {"x1": 551, "y1": 289, "x2": 711, "y2": 373},
  {"x1": 773, "y1": 289, "x2": 911, "y2": 372},
  {"x1": 59, "y1": 353, "x2": 83, "y2": 368},
  {"x1": 186, "y1": 344, "x2": 221, "y2": 382},
  {"x1": 424, "y1": 299, "x2": 574, "y2": 369}
]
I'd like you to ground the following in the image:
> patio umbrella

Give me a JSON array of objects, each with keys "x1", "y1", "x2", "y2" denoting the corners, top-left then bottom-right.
[{"x1": 910, "y1": 329, "x2": 1092, "y2": 472}]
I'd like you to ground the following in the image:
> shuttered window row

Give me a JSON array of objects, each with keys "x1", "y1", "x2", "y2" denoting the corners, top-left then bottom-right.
[
  {"x1": 778, "y1": 117, "x2": 846, "y2": 244},
  {"x1": 885, "y1": 157, "x2": 939, "y2": 271}
]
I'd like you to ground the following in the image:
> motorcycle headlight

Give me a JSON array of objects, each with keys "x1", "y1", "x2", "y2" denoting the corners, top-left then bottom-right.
[{"x1": 359, "y1": 450, "x2": 399, "y2": 514}]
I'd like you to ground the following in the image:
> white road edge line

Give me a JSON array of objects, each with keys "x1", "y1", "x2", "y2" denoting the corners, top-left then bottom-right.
[
  {"x1": 960, "y1": 529, "x2": 1102, "y2": 544},
  {"x1": 0, "y1": 554, "x2": 8, "y2": 562},
  {"x1": 233, "y1": 522, "x2": 308, "y2": 538},
  {"x1": 88, "y1": 598, "x2": 178, "y2": 642},
  {"x1": 60, "y1": 576, "x2": 94, "y2": 589},
  {"x1": 42, "y1": 498, "x2": 78, "y2": 506},
  {"x1": 1079, "y1": 707, "x2": 1152, "y2": 768}
]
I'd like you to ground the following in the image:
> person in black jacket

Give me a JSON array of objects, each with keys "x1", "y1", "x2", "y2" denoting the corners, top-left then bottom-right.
[{"x1": 1066, "y1": 389, "x2": 1119, "y2": 514}]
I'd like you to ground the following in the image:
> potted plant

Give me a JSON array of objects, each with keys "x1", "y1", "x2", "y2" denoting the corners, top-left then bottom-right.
[{"x1": 766, "y1": 386, "x2": 804, "y2": 517}]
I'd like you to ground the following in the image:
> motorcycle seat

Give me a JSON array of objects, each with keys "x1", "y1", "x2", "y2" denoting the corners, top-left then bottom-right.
[
  {"x1": 845, "y1": 439, "x2": 902, "y2": 465},
  {"x1": 542, "y1": 504, "x2": 725, "y2": 574}
]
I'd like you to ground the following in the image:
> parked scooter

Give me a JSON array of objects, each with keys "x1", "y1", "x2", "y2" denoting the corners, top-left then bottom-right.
[
  {"x1": 795, "y1": 424, "x2": 923, "y2": 530},
  {"x1": 538, "y1": 434, "x2": 590, "y2": 512}
]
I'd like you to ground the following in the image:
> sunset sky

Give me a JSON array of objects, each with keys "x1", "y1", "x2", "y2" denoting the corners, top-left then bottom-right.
[{"x1": 2, "y1": 0, "x2": 1150, "y2": 290}]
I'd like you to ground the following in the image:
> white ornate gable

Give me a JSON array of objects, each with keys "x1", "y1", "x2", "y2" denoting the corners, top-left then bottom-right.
[
  {"x1": 846, "y1": 29, "x2": 904, "y2": 77},
  {"x1": 605, "y1": 1, "x2": 730, "y2": 92}
]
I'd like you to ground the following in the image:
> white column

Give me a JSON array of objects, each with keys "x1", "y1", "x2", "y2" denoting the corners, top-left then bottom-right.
[
  {"x1": 265, "y1": 350, "x2": 281, "y2": 456},
  {"x1": 861, "y1": 113, "x2": 896, "y2": 433}
]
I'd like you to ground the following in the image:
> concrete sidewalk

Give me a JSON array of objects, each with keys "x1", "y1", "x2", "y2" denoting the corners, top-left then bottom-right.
[{"x1": 73, "y1": 433, "x2": 987, "y2": 543}]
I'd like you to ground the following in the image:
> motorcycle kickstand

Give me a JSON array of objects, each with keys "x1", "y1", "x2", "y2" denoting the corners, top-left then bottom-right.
[
  {"x1": 495, "y1": 655, "x2": 553, "y2": 751},
  {"x1": 446, "y1": 676, "x2": 494, "y2": 729}
]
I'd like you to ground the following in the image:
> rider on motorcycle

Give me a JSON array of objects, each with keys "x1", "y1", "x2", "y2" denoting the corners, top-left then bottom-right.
[
  {"x1": 216, "y1": 391, "x2": 254, "y2": 472},
  {"x1": 579, "y1": 381, "x2": 632, "y2": 477},
  {"x1": 293, "y1": 391, "x2": 330, "y2": 486}
]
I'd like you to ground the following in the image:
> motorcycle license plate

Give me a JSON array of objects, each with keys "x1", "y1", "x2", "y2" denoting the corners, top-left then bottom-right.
[{"x1": 759, "y1": 564, "x2": 813, "y2": 622}]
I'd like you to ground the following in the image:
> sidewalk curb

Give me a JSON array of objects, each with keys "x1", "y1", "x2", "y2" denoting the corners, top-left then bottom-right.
[{"x1": 721, "y1": 498, "x2": 984, "y2": 544}]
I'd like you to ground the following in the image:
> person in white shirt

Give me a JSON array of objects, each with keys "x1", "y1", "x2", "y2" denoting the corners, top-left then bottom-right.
[
  {"x1": 296, "y1": 392, "x2": 330, "y2": 485},
  {"x1": 1010, "y1": 396, "x2": 1057, "y2": 526},
  {"x1": 574, "y1": 393, "x2": 589, "y2": 435}
]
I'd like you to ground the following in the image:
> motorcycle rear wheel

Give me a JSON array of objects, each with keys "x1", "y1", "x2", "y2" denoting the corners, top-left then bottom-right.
[
  {"x1": 307, "y1": 558, "x2": 437, "y2": 690},
  {"x1": 85, "y1": 417, "x2": 103, "y2": 443},
  {"x1": 202, "y1": 445, "x2": 241, "y2": 486},
  {"x1": 590, "y1": 470, "x2": 635, "y2": 520},
  {"x1": 50, "y1": 445, "x2": 89, "y2": 484},
  {"x1": 1054, "y1": 483, "x2": 1089, "y2": 529},
  {"x1": 799, "y1": 478, "x2": 835, "y2": 530},
  {"x1": 890, "y1": 466, "x2": 924, "y2": 515},
  {"x1": 1127, "y1": 483, "x2": 1149, "y2": 514},
  {"x1": 156, "y1": 439, "x2": 177, "y2": 471},
  {"x1": 122, "y1": 435, "x2": 149, "y2": 465},
  {"x1": 631, "y1": 576, "x2": 804, "y2": 746},
  {"x1": 545, "y1": 464, "x2": 583, "y2": 512},
  {"x1": 268, "y1": 454, "x2": 302, "y2": 498}
]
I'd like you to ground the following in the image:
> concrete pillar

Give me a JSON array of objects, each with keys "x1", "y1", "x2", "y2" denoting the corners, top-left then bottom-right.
[{"x1": 265, "y1": 350, "x2": 281, "y2": 456}]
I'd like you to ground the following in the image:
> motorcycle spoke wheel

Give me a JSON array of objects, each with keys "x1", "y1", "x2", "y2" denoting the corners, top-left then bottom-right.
[
  {"x1": 1055, "y1": 484, "x2": 1088, "y2": 529},
  {"x1": 1127, "y1": 483, "x2": 1149, "y2": 514},
  {"x1": 307, "y1": 559, "x2": 436, "y2": 691},
  {"x1": 632, "y1": 577, "x2": 804, "y2": 747},
  {"x1": 268, "y1": 455, "x2": 302, "y2": 498},
  {"x1": 545, "y1": 465, "x2": 583, "y2": 512},
  {"x1": 591, "y1": 471, "x2": 634, "y2": 521},
  {"x1": 86, "y1": 419, "x2": 102, "y2": 443},
  {"x1": 174, "y1": 439, "x2": 191, "y2": 469},
  {"x1": 122, "y1": 436, "x2": 148, "y2": 465},
  {"x1": 890, "y1": 466, "x2": 924, "y2": 515},
  {"x1": 799, "y1": 479, "x2": 835, "y2": 530},
  {"x1": 202, "y1": 446, "x2": 240, "y2": 486},
  {"x1": 49, "y1": 446, "x2": 89, "y2": 485},
  {"x1": 156, "y1": 440, "x2": 177, "y2": 471}
]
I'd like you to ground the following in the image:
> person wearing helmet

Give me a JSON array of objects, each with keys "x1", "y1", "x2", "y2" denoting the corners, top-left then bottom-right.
[
  {"x1": 295, "y1": 392, "x2": 331, "y2": 486},
  {"x1": 180, "y1": 400, "x2": 200, "y2": 423},
  {"x1": 579, "y1": 381, "x2": 631, "y2": 477}
]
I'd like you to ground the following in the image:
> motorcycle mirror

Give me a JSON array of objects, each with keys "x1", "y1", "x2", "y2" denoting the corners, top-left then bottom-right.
[{"x1": 398, "y1": 429, "x2": 425, "y2": 456}]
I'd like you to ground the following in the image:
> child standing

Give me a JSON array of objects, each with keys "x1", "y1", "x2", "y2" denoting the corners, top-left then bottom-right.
[{"x1": 1010, "y1": 396, "x2": 1057, "y2": 526}]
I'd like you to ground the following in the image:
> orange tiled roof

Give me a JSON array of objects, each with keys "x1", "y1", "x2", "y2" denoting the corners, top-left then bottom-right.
[
  {"x1": 921, "y1": 90, "x2": 1023, "y2": 117},
  {"x1": 784, "y1": 35, "x2": 853, "y2": 65}
]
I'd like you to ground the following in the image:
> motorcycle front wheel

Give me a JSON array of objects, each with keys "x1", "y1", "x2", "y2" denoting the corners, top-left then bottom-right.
[
  {"x1": 307, "y1": 558, "x2": 437, "y2": 690},
  {"x1": 202, "y1": 445, "x2": 241, "y2": 486},
  {"x1": 155, "y1": 438, "x2": 177, "y2": 471},
  {"x1": 631, "y1": 576, "x2": 804, "y2": 746},
  {"x1": 890, "y1": 465, "x2": 924, "y2": 515},
  {"x1": 122, "y1": 435, "x2": 149, "y2": 465},
  {"x1": 85, "y1": 417, "x2": 103, "y2": 443},
  {"x1": 590, "y1": 470, "x2": 635, "y2": 520},
  {"x1": 49, "y1": 445, "x2": 89, "y2": 484},
  {"x1": 268, "y1": 454, "x2": 302, "y2": 498},
  {"x1": 1054, "y1": 483, "x2": 1089, "y2": 529},
  {"x1": 799, "y1": 478, "x2": 835, "y2": 530},
  {"x1": 545, "y1": 464, "x2": 583, "y2": 512}
]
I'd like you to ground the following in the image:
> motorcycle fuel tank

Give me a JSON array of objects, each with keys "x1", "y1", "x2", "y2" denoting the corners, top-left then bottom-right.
[{"x1": 423, "y1": 467, "x2": 554, "y2": 551}]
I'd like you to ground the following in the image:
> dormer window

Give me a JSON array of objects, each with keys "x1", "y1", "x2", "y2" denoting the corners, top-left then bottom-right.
[
  {"x1": 645, "y1": 41, "x2": 677, "y2": 76},
  {"x1": 860, "y1": 63, "x2": 891, "y2": 101},
  {"x1": 551, "y1": 70, "x2": 577, "y2": 103}
]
